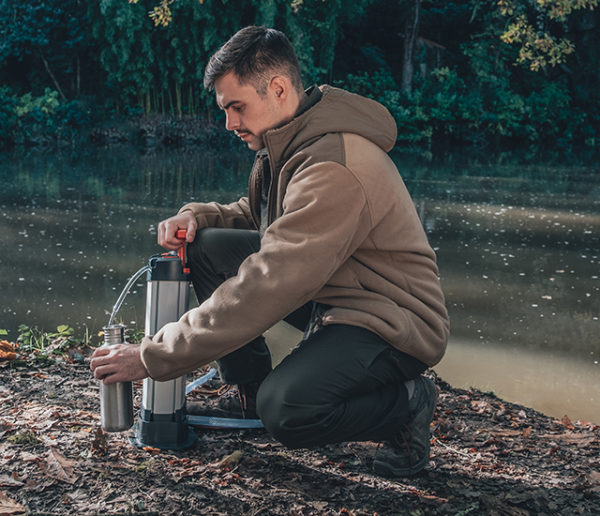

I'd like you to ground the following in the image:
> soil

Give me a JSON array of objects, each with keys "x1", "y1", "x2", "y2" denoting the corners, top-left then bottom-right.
[{"x1": 1, "y1": 353, "x2": 599, "y2": 515}]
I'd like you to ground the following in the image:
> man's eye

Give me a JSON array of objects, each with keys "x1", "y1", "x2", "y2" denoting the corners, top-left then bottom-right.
[{"x1": 233, "y1": 105, "x2": 243, "y2": 112}]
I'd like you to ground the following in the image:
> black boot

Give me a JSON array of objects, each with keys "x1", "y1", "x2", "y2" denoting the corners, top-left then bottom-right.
[{"x1": 187, "y1": 380, "x2": 261, "y2": 420}]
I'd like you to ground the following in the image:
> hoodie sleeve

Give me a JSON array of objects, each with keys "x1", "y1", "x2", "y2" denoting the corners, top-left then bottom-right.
[
  {"x1": 178, "y1": 197, "x2": 255, "y2": 230},
  {"x1": 140, "y1": 161, "x2": 372, "y2": 381}
]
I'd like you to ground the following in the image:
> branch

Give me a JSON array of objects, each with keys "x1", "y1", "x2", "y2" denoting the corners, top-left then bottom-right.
[{"x1": 40, "y1": 53, "x2": 67, "y2": 101}]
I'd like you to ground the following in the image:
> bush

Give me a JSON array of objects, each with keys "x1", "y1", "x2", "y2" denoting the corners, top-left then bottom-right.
[
  {"x1": 0, "y1": 87, "x2": 18, "y2": 148},
  {"x1": 339, "y1": 69, "x2": 433, "y2": 145},
  {"x1": 14, "y1": 88, "x2": 60, "y2": 145},
  {"x1": 0, "y1": 88, "x2": 92, "y2": 147}
]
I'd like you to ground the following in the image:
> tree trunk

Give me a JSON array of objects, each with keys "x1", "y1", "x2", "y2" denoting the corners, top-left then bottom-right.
[
  {"x1": 401, "y1": 0, "x2": 421, "y2": 95},
  {"x1": 40, "y1": 53, "x2": 67, "y2": 101},
  {"x1": 175, "y1": 82, "x2": 182, "y2": 118}
]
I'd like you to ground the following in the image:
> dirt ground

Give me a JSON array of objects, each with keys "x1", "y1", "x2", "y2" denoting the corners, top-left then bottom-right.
[{"x1": 1, "y1": 353, "x2": 599, "y2": 515}]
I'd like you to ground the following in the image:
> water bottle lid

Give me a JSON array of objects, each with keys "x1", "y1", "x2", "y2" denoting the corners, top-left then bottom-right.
[{"x1": 102, "y1": 324, "x2": 125, "y2": 345}]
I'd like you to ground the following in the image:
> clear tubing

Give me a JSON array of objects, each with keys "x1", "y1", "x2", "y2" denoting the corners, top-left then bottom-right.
[
  {"x1": 184, "y1": 368, "x2": 264, "y2": 429},
  {"x1": 185, "y1": 368, "x2": 217, "y2": 395},
  {"x1": 108, "y1": 265, "x2": 151, "y2": 326}
]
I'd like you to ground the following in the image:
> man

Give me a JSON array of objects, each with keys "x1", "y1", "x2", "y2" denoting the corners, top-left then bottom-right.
[{"x1": 91, "y1": 25, "x2": 450, "y2": 477}]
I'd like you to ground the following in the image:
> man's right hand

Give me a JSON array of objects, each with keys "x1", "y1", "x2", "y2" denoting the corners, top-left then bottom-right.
[{"x1": 157, "y1": 211, "x2": 198, "y2": 250}]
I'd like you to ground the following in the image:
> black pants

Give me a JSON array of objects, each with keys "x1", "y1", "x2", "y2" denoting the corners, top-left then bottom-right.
[{"x1": 187, "y1": 227, "x2": 427, "y2": 448}]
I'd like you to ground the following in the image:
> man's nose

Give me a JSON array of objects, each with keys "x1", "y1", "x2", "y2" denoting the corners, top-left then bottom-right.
[{"x1": 225, "y1": 111, "x2": 239, "y2": 131}]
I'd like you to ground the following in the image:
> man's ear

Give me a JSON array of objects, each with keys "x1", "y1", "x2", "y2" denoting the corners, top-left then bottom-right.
[{"x1": 269, "y1": 76, "x2": 288, "y2": 100}]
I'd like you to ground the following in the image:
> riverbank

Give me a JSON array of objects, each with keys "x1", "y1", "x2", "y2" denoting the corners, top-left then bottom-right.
[
  {"x1": 1, "y1": 349, "x2": 599, "y2": 515},
  {"x1": 1, "y1": 109, "x2": 233, "y2": 151}
]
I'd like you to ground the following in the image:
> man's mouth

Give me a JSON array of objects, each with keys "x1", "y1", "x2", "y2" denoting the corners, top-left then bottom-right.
[{"x1": 236, "y1": 131, "x2": 251, "y2": 141}]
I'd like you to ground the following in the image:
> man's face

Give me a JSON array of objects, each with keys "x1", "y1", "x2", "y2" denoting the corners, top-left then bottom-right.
[{"x1": 214, "y1": 71, "x2": 286, "y2": 151}]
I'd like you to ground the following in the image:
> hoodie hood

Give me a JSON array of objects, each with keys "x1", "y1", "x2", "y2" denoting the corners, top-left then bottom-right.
[{"x1": 263, "y1": 85, "x2": 398, "y2": 168}]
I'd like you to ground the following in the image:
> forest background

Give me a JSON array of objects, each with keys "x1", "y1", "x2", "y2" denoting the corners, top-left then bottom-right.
[{"x1": 0, "y1": 0, "x2": 599, "y2": 152}]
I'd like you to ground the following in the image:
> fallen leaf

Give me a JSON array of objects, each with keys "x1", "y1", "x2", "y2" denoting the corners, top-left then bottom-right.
[
  {"x1": 90, "y1": 427, "x2": 108, "y2": 456},
  {"x1": 471, "y1": 400, "x2": 491, "y2": 413},
  {"x1": 23, "y1": 477, "x2": 55, "y2": 493},
  {"x1": 560, "y1": 415, "x2": 575, "y2": 430},
  {"x1": 0, "y1": 472, "x2": 23, "y2": 487},
  {"x1": 39, "y1": 448, "x2": 78, "y2": 485},
  {"x1": 0, "y1": 490, "x2": 27, "y2": 515},
  {"x1": 19, "y1": 452, "x2": 39, "y2": 463},
  {"x1": 0, "y1": 475, "x2": 23, "y2": 488},
  {"x1": 0, "y1": 421, "x2": 13, "y2": 440},
  {"x1": 212, "y1": 449, "x2": 243, "y2": 469},
  {"x1": 0, "y1": 341, "x2": 17, "y2": 361},
  {"x1": 588, "y1": 471, "x2": 600, "y2": 486}
]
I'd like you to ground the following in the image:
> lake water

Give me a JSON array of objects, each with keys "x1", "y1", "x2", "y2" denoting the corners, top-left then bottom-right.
[{"x1": 1, "y1": 146, "x2": 598, "y2": 423}]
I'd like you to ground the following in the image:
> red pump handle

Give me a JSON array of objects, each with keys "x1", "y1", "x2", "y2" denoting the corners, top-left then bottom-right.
[{"x1": 175, "y1": 229, "x2": 190, "y2": 275}]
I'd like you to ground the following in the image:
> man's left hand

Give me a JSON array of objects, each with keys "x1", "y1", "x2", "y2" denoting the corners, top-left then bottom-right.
[{"x1": 90, "y1": 344, "x2": 149, "y2": 384}]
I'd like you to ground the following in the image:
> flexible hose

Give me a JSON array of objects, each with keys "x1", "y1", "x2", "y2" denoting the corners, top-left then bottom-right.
[
  {"x1": 185, "y1": 367, "x2": 264, "y2": 429},
  {"x1": 108, "y1": 265, "x2": 151, "y2": 326}
]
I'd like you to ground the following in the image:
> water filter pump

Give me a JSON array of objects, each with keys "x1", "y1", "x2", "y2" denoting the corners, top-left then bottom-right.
[
  {"x1": 133, "y1": 230, "x2": 196, "y2": 449},
  {"x1": 99, "y1": 229, "x2": 263, "y2": 447}
]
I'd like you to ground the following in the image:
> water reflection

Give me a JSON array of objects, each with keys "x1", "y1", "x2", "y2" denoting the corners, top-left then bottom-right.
[{"x1": 0, "y1": 146, "x2": 598, "y2": 423}]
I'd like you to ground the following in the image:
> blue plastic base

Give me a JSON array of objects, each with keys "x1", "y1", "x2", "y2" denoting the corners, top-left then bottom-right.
[
  {"x1": 184, "y1": 368, "x2": 264, "y2": 429},
  {"x1": 186, "y1": 415, "x2": 264, "y2": 429}
]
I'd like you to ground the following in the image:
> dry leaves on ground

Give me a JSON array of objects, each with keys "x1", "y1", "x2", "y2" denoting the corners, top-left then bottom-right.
[{"x1": 1, "y1": 361, "x2": 599, "y2": 515}]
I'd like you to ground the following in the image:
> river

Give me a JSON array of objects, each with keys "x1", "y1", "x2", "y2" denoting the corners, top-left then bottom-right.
[{"x1": 1, "y1": 146, "x2": 598, "y2": 423}]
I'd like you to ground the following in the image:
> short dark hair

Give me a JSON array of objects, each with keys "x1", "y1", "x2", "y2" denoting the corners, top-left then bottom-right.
[{"x1": 203, "y1": 26, "x2": 303, "y2": 95}]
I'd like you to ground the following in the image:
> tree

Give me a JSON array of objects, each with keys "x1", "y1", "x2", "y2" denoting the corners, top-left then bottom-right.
[
  {"x1": 401, "y1": 0, "x2": 421, "y2": 94},
  {"x1": 0, "y1": 0, "x2": 94, "y2": 99},
  {"x1": 498, "y1": 0, "x2": 600, "y2": 71}
]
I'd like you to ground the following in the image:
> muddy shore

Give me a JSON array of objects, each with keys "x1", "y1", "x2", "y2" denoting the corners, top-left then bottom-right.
[{"x1": 1, "y1": 357, "x2": 599, "y2": 515}]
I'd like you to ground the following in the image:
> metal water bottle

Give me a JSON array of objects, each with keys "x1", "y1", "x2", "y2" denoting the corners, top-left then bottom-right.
[{"x1": 99, "y1": 324, "x2": 134, "y2": 432}]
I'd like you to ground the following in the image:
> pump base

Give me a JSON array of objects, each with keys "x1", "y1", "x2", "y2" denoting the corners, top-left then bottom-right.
[{"x1": 131, "y1": 409, "x2": 197, "y2": 450}]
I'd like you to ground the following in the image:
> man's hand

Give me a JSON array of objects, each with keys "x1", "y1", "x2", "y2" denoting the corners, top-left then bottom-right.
[
  {"x1": 157, "y1": 211, "x2": 198, "y2": 250},
  {"x1": 90, "y1": 344, "x2": 149, "y2": 384}
]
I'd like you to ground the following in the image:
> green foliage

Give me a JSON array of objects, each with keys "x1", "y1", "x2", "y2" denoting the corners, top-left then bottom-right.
[
  {"x1": 17, "y1": 324, "x2": 74, "y2": 353},
  {"x1": 0, "y1": 87, "x2": 89, "y2": 148},
  {"x1": 126, "y1": 327, "x2": 146, "y2": 344},
  {"x1": 282, "y1": 0, "x2": 373, "y2": 84},
  {"x1": 13, "y1": 324, "x2": 99, "y2": 362},
  {"x1": 0, "y1": 0, "x2": 598, "y2": 150},
  {"x1": 339, "y1": 69, "x2": 432, "y2": 144},
  {"x1": 15, "y1": 89, "x2": 60, "y2": 137},
  {"x1": 499, "y1": 0, "x2": 600, "y2": 71},
  {"x1": 0, "y1": 87, "x2": 19, "y2": 146},
  {"x1": 0, "y1": 0, "x2": 97, "y2": 100}
]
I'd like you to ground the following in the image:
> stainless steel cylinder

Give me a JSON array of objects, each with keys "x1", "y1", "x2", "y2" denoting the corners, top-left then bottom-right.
[
  {"x1": 134, "y1": 254, "x2": 195, "y2": 449},
  {"x1": 99, "y1": 324, "x2": 134, "y2": 432}
]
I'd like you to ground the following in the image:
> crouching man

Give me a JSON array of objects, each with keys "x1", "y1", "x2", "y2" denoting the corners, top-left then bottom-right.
[{"x1": 91, "y1": 25, "x2": 450, "y2": 477}]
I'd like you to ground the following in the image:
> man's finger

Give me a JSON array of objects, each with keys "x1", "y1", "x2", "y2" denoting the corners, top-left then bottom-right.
[
  {"x1": 91, "y1": 346, "x2": 111, "y2": 359},
  {"x1": 92, "y1": 363, "x2": 114, "y2": 380},
  {"x1": 185, "y1": 220, "x2": 197, "y2": 242},
  {"x1": 89, "y1": 346, "x2": 118, "y2": 371},
  {"x1": 157, "y1": 221, "x2": 166, "y2": 247}
]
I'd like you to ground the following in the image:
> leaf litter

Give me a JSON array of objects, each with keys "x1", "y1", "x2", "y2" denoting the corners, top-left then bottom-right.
[{"x1": 0, "y1": 358, "x2": 599, "y2": 515}]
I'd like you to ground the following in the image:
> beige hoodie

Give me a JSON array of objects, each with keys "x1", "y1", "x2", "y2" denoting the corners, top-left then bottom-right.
[{"x1": 140, "y1": 85, "x2": 449, "y2": 381}]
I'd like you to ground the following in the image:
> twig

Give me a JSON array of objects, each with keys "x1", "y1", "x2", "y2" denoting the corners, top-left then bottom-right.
[{"x1": 432, "y1": 437, "x2": 472, "y2": 457}]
